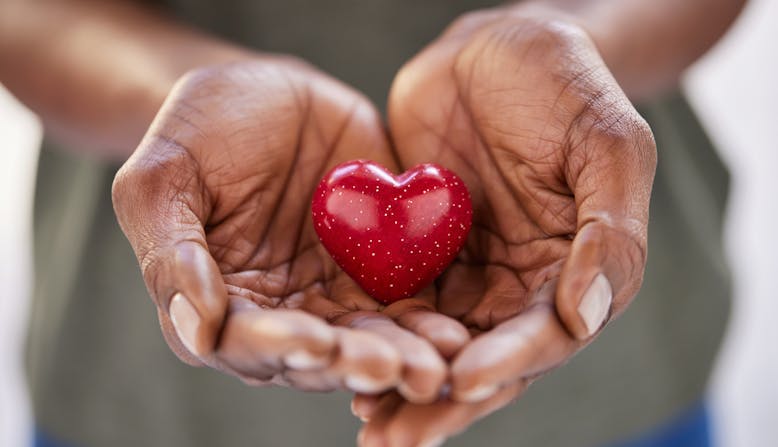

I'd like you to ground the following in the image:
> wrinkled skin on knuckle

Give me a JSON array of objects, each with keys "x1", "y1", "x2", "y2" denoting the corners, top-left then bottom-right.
[
  {"x1": 111, "y1": 162, "x2": 137, "y2": 225},
  {"x1": 567, "y1": 105, "x2": 657, "y2": 212},
  {"x1": 112, "y1": 136, "x2": 206, "y2": 281},
  {"x1": 177, "y1": 62, "x2": 305, "y2": 136},
  {"x1": 456, "y1": 14, "x2": 591, "y2": 81},
  {"x1": 452, "y1": 16, "x2": 605, "y2": 152},
  {"x1": 158, "y1": 62, "x2": 314, "y2": 211}
]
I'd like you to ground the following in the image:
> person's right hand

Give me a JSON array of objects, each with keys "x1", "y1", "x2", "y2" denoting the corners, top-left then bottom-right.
[{"x1": 112, "y1": 57, "x2": 466, "y2": 403}]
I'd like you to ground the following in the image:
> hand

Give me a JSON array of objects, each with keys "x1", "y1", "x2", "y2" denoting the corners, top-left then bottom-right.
[
  {"x1": 112, "y1": 57, "x2": 468, "y2": 402},
  {"x1": 357, "y1": 7, "x2": 657, "y2": 445}
]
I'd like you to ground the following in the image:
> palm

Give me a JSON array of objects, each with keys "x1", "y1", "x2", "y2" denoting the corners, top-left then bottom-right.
[
  {"x1": 389, "y1": 18, "x2": 587, "y2": 339},
  {"x1": 115, "y1": 59, "x2": 466, "y2": 402},
  {"x1": 184, "y1": 64, "x2": 389, "y2": 318},
  {"x1": 355, "y1": 15, "x2": 655, "y2": 445}
]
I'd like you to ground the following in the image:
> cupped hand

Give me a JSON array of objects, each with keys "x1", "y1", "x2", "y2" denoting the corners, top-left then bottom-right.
[
  {"x1": 357, "y1": 7, "x2": 657, "y2": 445},
  {"x1": 112, "y1": 57, "x2": 469, "y2": 403}
]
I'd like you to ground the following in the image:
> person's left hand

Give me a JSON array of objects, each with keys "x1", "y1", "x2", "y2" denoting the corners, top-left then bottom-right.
[{"x1": 355, "y1": 6, "x2": 657, "y2": 446}]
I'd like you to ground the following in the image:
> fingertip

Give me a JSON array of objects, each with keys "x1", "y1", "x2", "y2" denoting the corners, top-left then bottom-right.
[
  {"x1": 351, "y1": 313, "x2": 449, "y2": 403},
  {"x1": 451, "y1": 382, "x2": 499, "y2": 403},
  {"x1": 217, "y1": 309, "x2": 338, "y2": 379},
  {"x1": 396, "y1": 311, "x2": 471, "y2": 359},
  {"x1": 284, "y1": 348, "x2": 331, "y2": 370},
  {"x1": 352, "y1": 393, "x2": 402, "y2": 422},
  {"x1": 576, "y1": 273, "x2": 613, "y2": 338},
  {"x1": 450, "y1": 302, "x2": 573, "y2": 403},
  {"x1": 351, "y1": 395, "x2": 376, "y2": 422},
  {"x1": 169, "y1": 293, "x2": 204, "y2": 357},
  {"x1": 449, "y1": 332, "x2": 513, "y2": 402},
  {"x1": 429, "y1": 321, "x2": 472, "y2": 358},
  {"x1": 397, "y1": 365, "x2": 447, "y2": 404},
  {"x1": 158, "y1": 307, "x2": 204, "y2": 366},
  {"x1": 558, "y1": 218, "x2": 644, "y2": 339},
  {"x1": 165, "y1": 241, "x2": 229, "y2": 356},
  {"x1": 335, "y1": 328, "x2": 403, "y2": 394},
  {"x1": 557, "y1": 256, "x2": 614, "y2": 340},
  {"x1": 357, "y1": 393, "x2": 404, "y2": 447},
  {"x1": 395, "y1": 333, "x2": 447, "y2": 403}
]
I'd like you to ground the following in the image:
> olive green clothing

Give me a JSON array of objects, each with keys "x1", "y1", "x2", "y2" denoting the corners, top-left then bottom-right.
[{"x1": 27, "y1": 1, "x2": 730, "y2": 446}]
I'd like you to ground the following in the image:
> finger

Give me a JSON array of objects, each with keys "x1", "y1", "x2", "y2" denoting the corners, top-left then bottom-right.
[
  {"x1": 312, "y1": 280, "x2": 449, "y2": 401},
  {"x1": 216, "y1": 304, "x2": 338, "y2": 380},
  {"x1": 435, "y1": 263, "x2": 486, "y2": 320},
  {"x1": 451, "y1": 280, "x2": 580, "y2": 402},
  {"x1": 274, "y1": 327, "x2": 407, "y2": 393},
  {"x1": 357, "y1": 393, "x2": 406, "y2": 446},
  {"x1": 460, "y1": 265, "x2": 528, "y2": 331},
  {"x1": 339, "y1": 312, "x2": 447, "y2": 403},
  {"x1": 558, "y1": 112, "x2": 656, "y2": 339},
  {"x1": 393, "y1": 310, "x2": 470, "y2": 360},
  {"x1": 383, "y1": 298, "x2": 471, "y2": 359},
  {"x1": 113, "y1": 141, "x2": 226, "y2": 361},
  {"x1": 330, "y1": 327, "x2": 403, "y2": 394},
  {"x1": 359, "y1": 382, "x2": 525, "y2": 447},
  {"x1": 351, "y1": 392, "x2": 401, "y2": 422},
  {"x1": 279, "y1": 369, "x2": 341, "y2": 392},
  {"x1": 216, "y1": 303, "x2": 402, "y2": 394}
]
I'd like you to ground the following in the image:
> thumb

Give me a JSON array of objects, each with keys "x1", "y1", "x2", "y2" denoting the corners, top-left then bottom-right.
[
  {"x1": 113, "y1": 138, "x2": 227, "y2": 363},
  {"x1": 556, "y1": 111, "x2": 656, "y2": 340}
]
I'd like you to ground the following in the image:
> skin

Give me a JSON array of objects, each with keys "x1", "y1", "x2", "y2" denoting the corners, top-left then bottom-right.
[
  {"x1": 355, "y1": 3, "x2": 745, "y2": 445},
  {"x1": 111, "y1": 59, "x2": 463, "y2": 403},
  {"x1": 0, "y1": 0, "x2": 746, "y2": 445}
]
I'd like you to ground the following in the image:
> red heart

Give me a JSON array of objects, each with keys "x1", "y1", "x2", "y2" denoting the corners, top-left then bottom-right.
[{"x1": 312, "y1": 160, "x2": 472, "y2": 304}]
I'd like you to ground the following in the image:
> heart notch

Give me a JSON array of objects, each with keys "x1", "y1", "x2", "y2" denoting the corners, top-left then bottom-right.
[{"x1": 312, "y1": 160, "x2": 473, "y2": 304}]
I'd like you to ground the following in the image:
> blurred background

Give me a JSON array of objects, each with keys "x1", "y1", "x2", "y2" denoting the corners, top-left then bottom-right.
[{"x1": 1, "y1": 0, "x2": 776, "y2": 446}]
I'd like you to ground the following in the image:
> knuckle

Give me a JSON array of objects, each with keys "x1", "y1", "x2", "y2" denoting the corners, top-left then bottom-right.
[
  {"x1": 632, "y1": 115, "x2": 658, "y2": 170},
  {"x1": 486, "y1": 16, "x2": 588, "y2": 58},
  {"x1": 448, "y1": 9, "x2": 501, "y2": 35},
  {"x1": 571, "y1": 95, "x2": 656, "y2": 167},
  {"x1": 176, "y1": 63, "x2": 244, "y2": 92},
  {"x1": 178, "y1": 58, "x2": 305, "y2": 95},
  {"x1": 111, "y1": 161, "x2": 136, "y2": 209},
  {"x1": 118, "y1": 140, "x2": 197, "y2": 206},
  {"x1": 517, "y1": 16, "x2": 587, "y2": 50},
  {"x1": 455, "y1": 15, "x2": 594, "y2": 93}
]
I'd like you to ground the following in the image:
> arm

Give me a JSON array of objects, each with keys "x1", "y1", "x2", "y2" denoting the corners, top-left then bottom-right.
[
  {"x1": 523, "y1": 0, "x2": 747, "y2": 100},
  {"x1": 0, "y1": 0, "x2": 247, "y2": 159}
]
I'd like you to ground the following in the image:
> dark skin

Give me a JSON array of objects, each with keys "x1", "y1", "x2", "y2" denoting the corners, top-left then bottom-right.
[
  {"x1": 357, "y1": 10, "x2": 656, "y2": 444},
  {"x1": 112, "y1": 58, "x2": 465, "y2": 402},
  {"x1": 0, "y1": 0, "x2": 746, "y2": 445}
]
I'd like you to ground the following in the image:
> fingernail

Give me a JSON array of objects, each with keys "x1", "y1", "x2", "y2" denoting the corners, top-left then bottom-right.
[
  {"x1": 577, "y1": 273, "x2": 612, "y2": 338},
  {"x1": 170, "y1": 293, "x2": 202, "y2": 356},
  {"x1": 418, "y1": 436, "x2": 445, "y2": 447},
  {"x1": 345, "y1": 374, "x2": 384, "y2": 394},
  {"x1": 285, "y1": 349, "x2": 328, "y2": 370},
  {"x1": 457, "y1": 383, "x2": 498, "y2": 403},
  {"x1": 350, "y1": 400, "x2": 367, "y2": 422},
  {"x1": 398, "y1": 381, "x2": 435, "y2": 404}
]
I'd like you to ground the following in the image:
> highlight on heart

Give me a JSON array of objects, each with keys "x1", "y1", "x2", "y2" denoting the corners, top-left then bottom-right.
[{"x1": 311, "y1": 160, "x2": 473, "y2": 304}]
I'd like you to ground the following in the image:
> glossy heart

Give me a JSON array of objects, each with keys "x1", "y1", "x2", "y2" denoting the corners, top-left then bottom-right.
[{"x1": 312, "y1": 160, "x2": 472, "y2": 304}]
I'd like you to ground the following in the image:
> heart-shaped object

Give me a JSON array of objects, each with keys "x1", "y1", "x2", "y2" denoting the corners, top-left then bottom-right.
[{"x1": 312, "y1": 160, "x2": 472, "y2": 304}]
